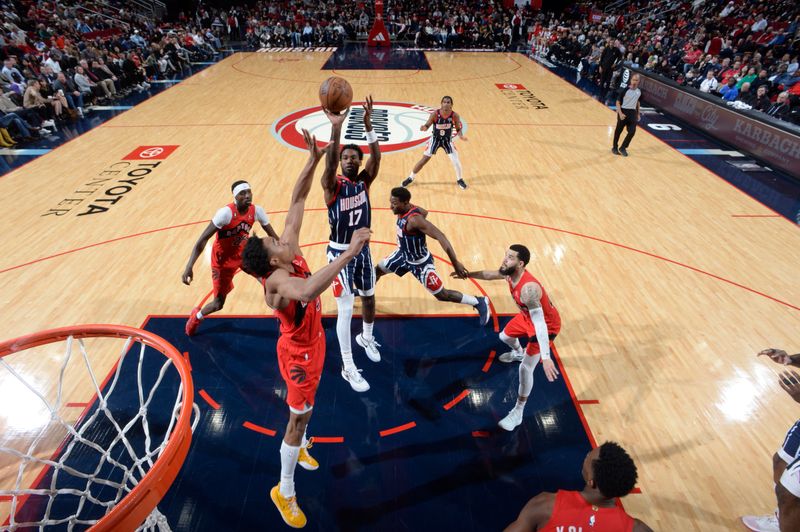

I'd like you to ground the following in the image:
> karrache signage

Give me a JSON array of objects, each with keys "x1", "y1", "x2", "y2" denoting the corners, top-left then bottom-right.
[
  {"x1": 637, "y1": 74, "x2": 800, "y2": 177},
  {"x1": 42, "y1": 145, "x2": 179, "y2": 218},
  {"x1": 494, "y1": 83, "x2": 549, "y2": 110}
]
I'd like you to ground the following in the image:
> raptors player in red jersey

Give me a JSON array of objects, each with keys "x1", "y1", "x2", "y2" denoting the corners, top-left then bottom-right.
[
  {"x1": 458, "y1": 244, "x2": 561, "y2": 431},
  {"x1": 240, "y1": 130, "x2": 371, "y2": 529},
  {"x1": 402, "y1": 95, "x2": 468, "y2": 190},
  {"x1": 182, "y1": 180, "x2": 278, "y2": 336},
  {"x1": 505, "y1": 442, "x2": 653, "y2": 532}
]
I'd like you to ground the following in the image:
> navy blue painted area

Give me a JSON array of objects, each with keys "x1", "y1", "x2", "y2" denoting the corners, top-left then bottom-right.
[
  {"x1": 28, "y1": 316, "x2": 592, "y2": 531},
  {"x1": 529, "y1": 54, "x2": 800, "y2": 224},
  {"x1": 322, "y1": 43, "x2": 430, "y2": 70}
]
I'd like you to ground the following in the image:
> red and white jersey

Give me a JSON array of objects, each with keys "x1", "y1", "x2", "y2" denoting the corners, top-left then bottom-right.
[
  {"x1": 507, "y1": 269, "x2": 561, "y2": 332},
  {"x1": 540, "y1": 490, "x2": 635, "y2": 532},
  {"x1": 210, "y1": 203, "x2": 269, "y2": 268},
  {"x1": 261, "y1": 255, "x2": 323, "y2": 346}
]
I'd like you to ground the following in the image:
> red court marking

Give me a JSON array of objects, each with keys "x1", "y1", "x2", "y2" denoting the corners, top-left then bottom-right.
[
  {"x1": 104, "y1": 123, "x2": 269, "y2": 128},
  {"x1": 379, "y1": 421, "x2": 417, "y2": 437},
  {"x1": 577, "y1": 399, "x2": 600, "y2": 405},
  {"x1": 313, "y1": 436, "x2": 344, "y2": 443},
  {"x1": 482, "y1": 350, "x2": 496, "y2": 373},
  {"x1": 0, "y1": 220, "x2": 207, "y2": 275},
  {"x1": 182, "y1": 351, "x2": 192, "y2": 371},
  {"x1": 331, "y1": 68, "x2": 421, "y2": 79},
  {"x1": 66, "y1": 402, "x2": 89, "y2": 408},
  {"x1": 551, "y1": 345, "x2": 598, "y2": 449},
  {"x1": 199, "y1": 389, "x2": 220, "y2": 410},
  {"x1": 631, "y1": 487, "x2": 642, "y2": 494},
  {"x1": 469, "y1": 122, "x2": 607, "y2": 127},
  {"x1": 243, "y1": 421, "x2": 276, "y2": 436},
  {"x1": 524, "y1": 53, "x2": 798, "y2": 230},
  {"x1": 472, "y1": 431, "x2": 490, "y2": 438},
  {"x1": 443, "y1": 389, "x2": 470, "y2": 410},
  {"x1": 731, "y1": 214, "x2": 782, "y2": 218}
]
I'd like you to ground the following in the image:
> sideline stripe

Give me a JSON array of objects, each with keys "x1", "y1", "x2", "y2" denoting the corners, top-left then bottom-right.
[
  {"x1": 443, "y1": 389, "x2": 470, "y2": 410},
  {"x1": 199, "y1": 389, "x2": 220, "y2": 410},
  {"x1": 243, "y1": 421, "x2": 276, "y2": 436},
  {"x1": 379, "y1": 421, "x2": 417, "y2": 437}
]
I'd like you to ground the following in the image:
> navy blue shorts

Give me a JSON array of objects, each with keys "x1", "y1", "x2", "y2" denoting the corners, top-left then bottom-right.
[{"x1": 327, "y1": 244, "x2": 375, "y2": 298}]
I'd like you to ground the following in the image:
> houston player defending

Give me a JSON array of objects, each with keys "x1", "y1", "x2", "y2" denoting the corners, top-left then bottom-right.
[
  {"x1": 182, "y1": 180, "x2": 278, "y2": 336},
  {"x1": 322, "y1": 96, "x2": 382, "y2": 393},
  {"x1": 377, "y1": 187, "x2": 490, "y2": 323},
  {"x1": 402, "y1": 95, "x2": 468, "y2": 190},
  {"x1": 458, "y1": 245, "x2": 561, "y2": 431},
  {"x1": 240, "y1": 130, "x2": 371, "y2": 528},
  {"x1": 505, "y1": 441, "x2": 653, "y2": 531}
]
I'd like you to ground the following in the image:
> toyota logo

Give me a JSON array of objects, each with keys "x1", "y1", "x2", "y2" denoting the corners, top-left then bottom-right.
[{"x1": 139, "y1": 147, "x2": 164, "y2": 158}]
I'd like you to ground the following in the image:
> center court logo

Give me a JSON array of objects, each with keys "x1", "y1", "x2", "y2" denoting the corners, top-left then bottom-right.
[{"x1": 272, "y1": 102, "x2": 465, "y2": 153}]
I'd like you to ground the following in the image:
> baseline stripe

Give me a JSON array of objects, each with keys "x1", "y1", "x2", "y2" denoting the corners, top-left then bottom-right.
[
  {"x1": 243, "y1": 421, "x2": 276, "y2": 436},
  {"x1": 313, "y1": 436, "x2": 344, "y2": 443},
  {"x1": 443, "y1": 389, "x2": 470, "y2": 410},
  {"x1": 199, "y1": 389, "x2": 220, "y2": 410},
  {"x1": 482, "y1": 350, "x2": 496, "y2": 373},
  {"x1": 379, "y1": 421, "x2": 417, "y2": 437}
]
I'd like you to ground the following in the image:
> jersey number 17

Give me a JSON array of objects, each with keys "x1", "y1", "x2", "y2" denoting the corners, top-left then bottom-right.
[{"x1": 348, "y1": 209, "x2": 363, "y2": 227}]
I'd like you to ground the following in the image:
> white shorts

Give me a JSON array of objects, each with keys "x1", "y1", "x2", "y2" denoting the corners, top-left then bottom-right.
[{"x1": 780, "y1": 455, "x2": 800, "y2": 498}]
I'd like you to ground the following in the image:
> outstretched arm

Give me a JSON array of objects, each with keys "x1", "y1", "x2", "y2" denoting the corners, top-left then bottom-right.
[
  {"x1": 520, "y1": 281, "x2": 559, "y2": 382},
  {"x1": 274, "y1": 228, "x2": 371, "y2": 304},
  {"x1": 457, "y1": 269, "x2": 504, "y2": 280},
  {"x1": 321, "y1": 107, "x2": 348, "y2": 202},
  {"x1": 408, "y1": 215, "x2": 468, "y2": 278},
  {"x1": 759, "y1": 348, "x2": 800, "y2": 368},
  {"x1": 362, "y1": 95, "x2": 382, "y2": 185},
  {"x1": 283, "y1": 129, "x2": 328, "y2": 255},
  {"x1": 260, "y1": 222, "x2": 279, "y2": 240},
  {"x1": 182, "y1": 222, "x2": 218, "y2": 285}
]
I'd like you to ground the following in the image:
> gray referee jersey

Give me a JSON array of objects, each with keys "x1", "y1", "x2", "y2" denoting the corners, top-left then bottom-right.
[{"x1": 618, "y1": 86, "x2": 641, "y2": 110}]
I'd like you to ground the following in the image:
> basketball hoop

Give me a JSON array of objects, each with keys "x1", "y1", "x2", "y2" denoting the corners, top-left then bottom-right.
[{"x1": 0, "y1": 325, "x2": 197, "y2": 531}]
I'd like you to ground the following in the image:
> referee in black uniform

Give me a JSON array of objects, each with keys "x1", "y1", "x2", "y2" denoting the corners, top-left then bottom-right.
[{"x1": 612, "y1": 73, "x2": 641, "y2": 157}]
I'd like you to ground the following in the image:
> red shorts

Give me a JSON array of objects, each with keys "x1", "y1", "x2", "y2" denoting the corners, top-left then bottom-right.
[
  {"x1": 211, "y1": 266, "x2": 237, "y2": 297},
  {"x1": 277, "y1": 336, "x2": 326, "y2": 413},
  {"x1": 503, "y1": 313, "x2": 560, "y2": 355}
]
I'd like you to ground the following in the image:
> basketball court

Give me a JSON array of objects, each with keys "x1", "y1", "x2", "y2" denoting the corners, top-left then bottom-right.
[{"x1": 2, "y1": 48, "x2": 800, "y2": 530}]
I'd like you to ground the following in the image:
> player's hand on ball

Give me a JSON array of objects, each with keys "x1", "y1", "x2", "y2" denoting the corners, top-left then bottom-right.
[
  {"x1": 759, "y1": 348, "x2": 791, "y2": 365},
  {"x1": 779, "y1": 370, "x2": 800, "y2": 404},
  {"x1": 302, "y1": 129, "x2": 328, "y2": 160},
  {"x1": 542, "y1": 359, "x2": 560, "y2": 382},
  {"x1": 324, "y1": 106, "x2": 350, "y2": 125}
]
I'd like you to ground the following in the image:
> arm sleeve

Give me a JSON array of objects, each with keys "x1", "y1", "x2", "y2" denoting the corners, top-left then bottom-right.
[
  {"x1": 528, "y1": 307, "x2": 551, "y2": 360},
  {"x1": 255, "y1": 205, "x2": 270, "y2": 225},
  {"x1": 211, "y1": 206, "x2": 232, "y2": 228}
]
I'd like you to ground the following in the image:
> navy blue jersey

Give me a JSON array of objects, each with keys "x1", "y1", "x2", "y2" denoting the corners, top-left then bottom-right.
[
  {"x1": 327, "y1": 171, "x2": 371, "y2": 245},
  {"x1": 396, "y1": 206, "x2": 429, "y2": 263},
  {"x1": 432, "y1": 109, "x2": 456, "y2": 140}
]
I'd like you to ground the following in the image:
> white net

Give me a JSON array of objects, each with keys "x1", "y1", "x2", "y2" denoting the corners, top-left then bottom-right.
[{"x1": 0, "y1": 329, "x2": 197, "y2": 531}]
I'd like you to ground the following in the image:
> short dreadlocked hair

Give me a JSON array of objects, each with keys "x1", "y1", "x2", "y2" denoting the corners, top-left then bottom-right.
[{"x1": 592, "y1": 441, "x2": 638, "y2": 499}]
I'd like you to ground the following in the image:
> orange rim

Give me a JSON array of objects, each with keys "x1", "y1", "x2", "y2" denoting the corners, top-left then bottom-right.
[{"x1": 0, "y1": 324, "x2": 194, "y2": 531}]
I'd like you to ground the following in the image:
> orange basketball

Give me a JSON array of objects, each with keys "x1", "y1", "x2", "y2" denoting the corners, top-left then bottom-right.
[{"x1": 319, "y1": 76, "x2": 353, "y2": 114}]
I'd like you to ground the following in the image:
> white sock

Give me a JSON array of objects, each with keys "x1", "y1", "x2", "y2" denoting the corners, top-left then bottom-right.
[
  {"x1": 513, "y1": 399, "x2": 526, "y2": 413},
  {"x1": 336, "y1": 295, "x2": 355, "y2": 370},
  {"x1": 460, "y1": 294, "x2": 479, "y2": 306},
  {"x1": 362, "y1": 321, "x2": 374, "y2": 340},
  {"x1": 408, "y1": 171, "x2": 416, "y2": 179},
  {"x1": 301, "y1": 428, "x2": 308, "y2": 448},
  {"x1": 448, "y1": 151, "x2": 463, "y2": 181},
  {"x1": 499, "y1": 331, "x2": 523, "y2": 353},
  {"x1": 279, "y1": 441, "x2": 300, "y2": 498},
  {"x1": 518, "y1": 353, "x2": 541, "y2": 397},
  {"x1": 196, "y1": 310, "x2": 204, "y2": 320}
]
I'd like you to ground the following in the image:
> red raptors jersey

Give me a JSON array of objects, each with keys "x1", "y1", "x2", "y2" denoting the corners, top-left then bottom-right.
[
  {"x1": 261, "y1": 255, "x2": 323, "y2": 346},
  {"x1": 507, "y1": 269, "x2": 561, "y2": 332},
  {"x1": 212, "y1": 203, "x2": 255, "y2": 269},
  {"x1": 540, "y1": 490, "x2": 634, "y2": 532}
]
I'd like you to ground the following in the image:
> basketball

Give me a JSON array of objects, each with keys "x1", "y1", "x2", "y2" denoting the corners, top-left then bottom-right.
[{"x1": 319, "y1": 76, "x2": 353, "y2": 114}]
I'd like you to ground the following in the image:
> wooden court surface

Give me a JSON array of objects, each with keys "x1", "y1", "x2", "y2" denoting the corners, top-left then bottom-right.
[{"x1": 1, "y1": 51, "x2": 800, "y2": 530}]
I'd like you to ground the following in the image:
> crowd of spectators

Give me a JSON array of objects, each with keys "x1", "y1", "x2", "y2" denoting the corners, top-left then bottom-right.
[
  {"x1": 185, "y1": 0, "x2": 539, "y2": 51},
  {"x1": 0, "y1": 0, "x2": 224, "y2": 147},
  {"x1": 536, "y1": 0, "x2": 800, "y2": 125}
]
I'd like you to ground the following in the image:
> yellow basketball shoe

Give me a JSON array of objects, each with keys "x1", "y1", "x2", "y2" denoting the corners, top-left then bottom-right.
[
  {"x1": 298, "y1": 438, "x2": 319, "y2": 471},
  {"x1": 270, "y1": 484, "x2": 307, "y2": 528}
]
